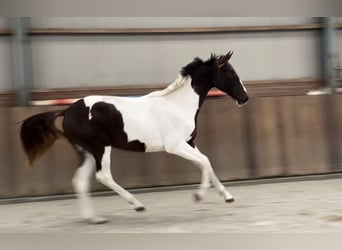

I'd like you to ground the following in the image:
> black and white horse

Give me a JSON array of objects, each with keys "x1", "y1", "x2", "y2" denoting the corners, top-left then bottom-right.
[{"x1": 20, "y1": 52, "x2": 249, "y2": 224}]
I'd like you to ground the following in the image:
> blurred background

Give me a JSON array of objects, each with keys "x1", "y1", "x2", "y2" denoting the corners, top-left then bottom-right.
[{"x1": 0, "y1": 17, "x2": 342, "y2": 199}]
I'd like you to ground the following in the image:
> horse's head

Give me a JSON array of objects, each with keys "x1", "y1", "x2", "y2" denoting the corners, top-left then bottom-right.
[{"x1": 213, "y1": 51, "x2": 249, "y2": 106}]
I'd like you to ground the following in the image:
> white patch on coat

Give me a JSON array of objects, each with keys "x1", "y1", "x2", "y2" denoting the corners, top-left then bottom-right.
[
  {"x1": 83, "y1": 76, "x2": 199, "y2": 152},
  {"x1": 240, "y1": 79, "x2": 247, "y2": 93},
  {"x1": 95, "y1": 146, "x2": 144, "y2": 209}
]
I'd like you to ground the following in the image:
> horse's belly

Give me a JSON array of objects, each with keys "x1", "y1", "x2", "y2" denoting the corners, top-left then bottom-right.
[{"x1": 119, "y1": 111, "x2": 164, "y2": 152}]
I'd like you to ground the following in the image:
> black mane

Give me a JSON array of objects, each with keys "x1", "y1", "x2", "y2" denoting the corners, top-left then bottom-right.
[{"x1": 180, "y1": 54, "x2": 217, "y2": 77}]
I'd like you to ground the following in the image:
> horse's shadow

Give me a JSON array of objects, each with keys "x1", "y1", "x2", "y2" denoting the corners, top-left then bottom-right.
[{"x1": 72, "y1": 203, "x2": 236, "y2": 230}]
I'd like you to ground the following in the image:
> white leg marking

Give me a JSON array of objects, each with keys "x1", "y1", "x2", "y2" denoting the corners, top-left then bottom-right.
[
  {"x1": 194, "y1": 146, "x2": 233, "y2": 201},
  {"x1": 72, "y1": 152, "x2": 108, "y2": 224},
  {"x1": 95, "y1": 146, "x2": 145, "y2": 210},
  {"x1": 166, "y1": 142, "x2": 233, "y2": 202},
  {"x1": 194, "y1": 147, "x2": 232, "y2": 200}
]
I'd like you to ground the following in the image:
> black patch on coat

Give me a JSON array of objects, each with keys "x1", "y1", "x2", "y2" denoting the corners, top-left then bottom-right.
[
  {"x1": 62, "y1": 99, "x2": 146, "y2": 171},
  {"x1": 181, "y1": 56, "x2": 217, "y2": 108},
  {"x1": 187, "y1": 109, "x2": 199, "y2": 148},
  {"x1": 181, "y1": 53, "x2": 248, "y2": 147},
  {"x1": 181, "y1": 56, "x2": 217, "y2": 147},
  {"x1": 180, "y1": 53, "x2": 248, "y2": 107}
]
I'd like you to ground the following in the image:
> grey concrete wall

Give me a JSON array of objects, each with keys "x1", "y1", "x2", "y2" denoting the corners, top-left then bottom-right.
[
  {"x1": 0, "y1": 17, "x2": 333, "y2": 90},
  {"x1": 0, "y1": 17, "x2": 340, "y2": 91},
  {"x1": 0, "y1": 17, "x2": 8, "y2": 28},
  {"x1": 29, "y1": 17, "x2": 321, "y2": 89},
  {"x1": 30, "y1": 31, "x2": 320, "y2": 88}
]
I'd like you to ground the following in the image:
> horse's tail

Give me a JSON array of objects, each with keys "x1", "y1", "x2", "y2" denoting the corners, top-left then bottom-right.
[{"x1": 20, "y1": 110, "x2": 65, "y2": 166}]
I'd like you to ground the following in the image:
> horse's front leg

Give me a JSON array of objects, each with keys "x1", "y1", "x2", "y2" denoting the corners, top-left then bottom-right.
[
  {"x1": 194, "y1": 147, "x2": 234, "y2": 202},
  {"x1": 166, "y1": 142, "x2": 234, "y2": 202}
]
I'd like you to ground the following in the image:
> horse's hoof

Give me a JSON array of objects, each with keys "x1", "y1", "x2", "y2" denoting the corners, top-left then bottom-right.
[
  {"x1": 88, "y1": 217, "x2": 109, "y2": 224},
  {"x1": 225, "y1": 197, "x2": 235, "y2": 203},
  {"x1": 193, "y1": 193, "x2": 203, "y2": 202},
  {"x1": 135, "y1": 206, "x2": 146, "y2": 212}
]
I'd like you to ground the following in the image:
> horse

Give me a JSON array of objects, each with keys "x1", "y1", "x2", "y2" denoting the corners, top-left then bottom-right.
[{"x1": 20, "y1": 51, "x2": 249, "y2": 224}]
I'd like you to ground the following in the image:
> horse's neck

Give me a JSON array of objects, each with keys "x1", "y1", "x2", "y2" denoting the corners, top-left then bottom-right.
[{"x1": 163, "y1": 78, "x2": 200, "y2": 111}]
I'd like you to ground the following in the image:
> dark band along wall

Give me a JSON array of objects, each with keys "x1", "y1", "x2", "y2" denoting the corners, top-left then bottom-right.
[{"x1": 0, "y1": 94, "x2": 341, "y2": 198}]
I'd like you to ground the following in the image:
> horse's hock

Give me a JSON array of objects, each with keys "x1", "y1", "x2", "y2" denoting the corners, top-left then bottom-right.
[{"x1": 1, "y1": 95, "x2": 341, "y2": 198}]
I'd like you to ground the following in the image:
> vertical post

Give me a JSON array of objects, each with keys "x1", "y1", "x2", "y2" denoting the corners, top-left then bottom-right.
[
  {"x1": 321, "y1": 17, "x2": 337, "y2": 93},
  {"x1": 10, "y1": 17, "x2": 32, "y2": 106},
  {"x1": 321, "y1": 18, "x2": 341, "y2": 171}
]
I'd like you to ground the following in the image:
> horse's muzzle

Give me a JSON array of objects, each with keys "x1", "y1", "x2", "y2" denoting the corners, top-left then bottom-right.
[{"x1": 236, "y1": 96, "x2": 249, "y2": 107}]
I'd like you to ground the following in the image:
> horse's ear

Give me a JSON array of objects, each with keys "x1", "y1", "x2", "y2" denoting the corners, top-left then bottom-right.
[
  {"x1": 218, "y1": 51, "x2": 233, "y2": 68},
  {"x1": 226, "y1": 51, "x2": 233, "y2": 61}
]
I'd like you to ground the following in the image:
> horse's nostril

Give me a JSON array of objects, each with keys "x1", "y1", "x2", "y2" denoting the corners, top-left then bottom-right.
[{"x1": 237, "y1": 96, "x2": 249, "y2": 106}]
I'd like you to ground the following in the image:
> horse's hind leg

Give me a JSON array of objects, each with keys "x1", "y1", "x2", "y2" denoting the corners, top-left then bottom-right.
[
  {"x1": 72, "y1": 149, "x2": 108, "y2": 224},
  {"x1": 95, "y1": 146, "x2": 145, "y2": 211}
]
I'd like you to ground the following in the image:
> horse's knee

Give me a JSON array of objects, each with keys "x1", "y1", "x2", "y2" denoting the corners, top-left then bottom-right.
[
  {"x1": 72, "y1": 175, "x2": 89, "y2": 193},
  {"x1": 95, "y1": 170, "x2": 111, "y2": 185},
  {"x1": 200, "y1": 155, "x2": 211, "y2": 167}
]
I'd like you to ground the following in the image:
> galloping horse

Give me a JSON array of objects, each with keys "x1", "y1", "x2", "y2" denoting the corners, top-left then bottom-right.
[{"x1": 20, "y1": 52, "x2": 249, "y2": 224}]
